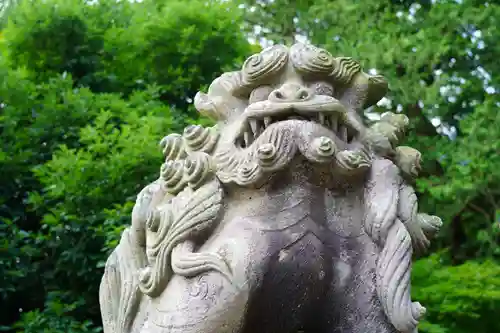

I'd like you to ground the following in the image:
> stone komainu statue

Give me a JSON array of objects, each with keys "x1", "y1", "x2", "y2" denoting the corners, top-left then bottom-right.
[{"x1": 99, "y1": 43, "x2": 443, "y2": 333}]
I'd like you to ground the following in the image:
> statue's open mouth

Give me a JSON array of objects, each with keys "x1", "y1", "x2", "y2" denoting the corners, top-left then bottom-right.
[{"x1": 235, "y1": 97, "x2": 360, "y2": 148}]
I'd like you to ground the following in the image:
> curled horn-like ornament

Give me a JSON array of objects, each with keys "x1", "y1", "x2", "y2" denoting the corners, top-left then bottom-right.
[
  {"x1": 380, "y1": 111, "x2": 410, "y2": 136},
  {"x1": 159, "y1": 134, "x2": 187, "y2": 161},
  {"x1": 241, "y1": 45, "x2": 289, "y2": 84},
  {"x1": 183, "y1": 152, "x2": 215, "y2": 190},
  {"x1": 183, "y1": 124, "x2": 219, "y2": 154},
  {"x1": 369, "y1": 112, "x2": 410, "y2": 148},
  {"x1": 160, "y1": 160, "x2": 186, "y2": 194},
  {"x1": 290, "y1": 43, "x2": 335, "y2": 75},
  {"x1": 329, "y1": 57, "x2": 362, "y2": 85},
  {"x1": 394, "y1": 146, "x2": 423, "y2": 180},
  {"x1": 194, "y1": 71, "x2": 247, "y2": 121}
]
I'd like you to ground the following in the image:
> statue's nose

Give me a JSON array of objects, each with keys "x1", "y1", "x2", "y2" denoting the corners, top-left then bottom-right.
[{"x1": 268, "y1": 83, "x2": 313, "y2": 102}]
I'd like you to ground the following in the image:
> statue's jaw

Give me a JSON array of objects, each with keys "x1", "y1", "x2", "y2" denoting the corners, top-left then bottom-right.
[
  {"x1": 236, "y1": 97, "x2": 360, "y2": 149},
  {"x1": 211, "y1": 94, "x2": 372, "y2": 187}
]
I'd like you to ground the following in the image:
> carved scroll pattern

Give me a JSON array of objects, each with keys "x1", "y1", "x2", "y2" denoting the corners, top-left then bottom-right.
[
  {"x1": 99, "y1": 178, "x2": 165, "y2": 333},
  {"x1": 100, "y1": 228, "x2": 148, "y2": 333},
  {"x1": 100, "y1": 124, "x2": 229, "y2": 333},
  {"x1": 138, "y1": 128, "x2": 232, "y2": 298},
  {"x1": 138, "y1": 168, "x2": 230, "y2": 297},
  {"x1": 364, "y1": 159, "x2": 425, "y2": 333}
]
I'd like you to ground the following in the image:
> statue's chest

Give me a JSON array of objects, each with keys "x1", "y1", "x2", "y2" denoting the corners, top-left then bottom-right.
[
  {"x1": 241, "y1": 217, "x2": 331, "y2": 331},
  {"x1": 254, "y1": 209, "x2": 332, "y2": 271}
]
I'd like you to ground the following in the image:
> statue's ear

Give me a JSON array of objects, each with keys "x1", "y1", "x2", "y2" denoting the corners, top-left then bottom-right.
[
  {"x1": 194, "y1": 92, "x2": 225, "y2": 121},
  {"x1": 364, "y1": 75, "x2": 389, "y2": 109},
  {"x1": 330, "y1": 57, "x2": 388, "y2": 112},
  {"x1": 343, "y1": 73, "x2": 389, "y2": 111},
  {"x1": 194, "y1": 71, "x2": 251, "y2": 122}
]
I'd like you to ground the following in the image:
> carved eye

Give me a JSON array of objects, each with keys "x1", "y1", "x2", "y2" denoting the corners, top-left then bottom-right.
[
  {"x1": 249, "y1": 85, "x2": 273, "y2": 104},
  {"x1": 311, "y1": 82, "x2": 334, "y2": 96}
]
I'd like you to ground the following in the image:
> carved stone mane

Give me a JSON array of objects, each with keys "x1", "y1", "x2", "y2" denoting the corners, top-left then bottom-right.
[{"x1": 99, "y1": 43, "x2": 442, "y2": 333}]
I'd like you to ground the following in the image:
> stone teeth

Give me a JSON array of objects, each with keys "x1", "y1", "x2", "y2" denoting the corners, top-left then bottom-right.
[
  {"x1": 339, "y1": 125, "x2": 348, "y2": 141},
  {"x1": 255, "y1": 120, "x2": 264, "y2": 136},
  {"x1": 249, "y1": 119, "x2": 258, "y2": 136},
  {"x1": 243, "y1": 131, "x2": 252, "y2": 147},
  {"x1": 319, "y1": 113, "x2": 326, "y2": 125},
  {"x1": 264, "y1": 117, "x2": 272, "y2": 128},
  {"x1": 330, "y1": 115, "x2": 338, "y2": 132}
]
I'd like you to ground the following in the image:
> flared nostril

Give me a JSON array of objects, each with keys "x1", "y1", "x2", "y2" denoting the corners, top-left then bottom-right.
[
  {"x1": 268, "y1": 84, "x2": 313, "y2": 102},
  {"x1": 296, "y1": 89, "x2": 311, "y2": 101},
  {"x1": 271, "y1": 90, "x2": 285, "y2": 100}
]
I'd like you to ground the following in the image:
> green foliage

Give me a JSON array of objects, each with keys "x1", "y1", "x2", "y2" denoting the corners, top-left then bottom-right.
[
  {"x1": 2, "y1": 0, "x2": 103, "y2": 88},
  {"x1": 0, "y1": 0, "x2": 251, "y2": 330},
  {"x1": 0, "y1": 71, "x2": 174, "y2": 329},
  {"x1": 412, "y1": 254, "x2": 500, "y2": 333},
  {"x1": 26, "y1": 90, "x2": 172, "y2": 328},
  {"x1": 101, "y1": 0, "x2": 251, "y2": 112},
  {"x1": 10, "y1": 292, "x2": 100, "y2": 333},
  {"x1": 237, "y1": 0, "x2": 316, "y2": 44},
  {"x1": 419, "y1": 97, "x2": 500, "y2": 259},
  {"x1": 2, "y1": 0, "x2": 251, "y2": 110}
]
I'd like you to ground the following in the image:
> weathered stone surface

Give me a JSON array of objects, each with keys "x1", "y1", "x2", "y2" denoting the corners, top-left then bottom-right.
[{"x1": 99, "y1": 43, "x2": 442, "y2": 333}]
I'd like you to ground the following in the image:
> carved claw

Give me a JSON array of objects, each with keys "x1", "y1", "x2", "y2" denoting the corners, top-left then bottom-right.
[
  {"x1": 394, "y1": 146, "x2": 422, "y2": 181},
  {"x1": 417, "y1": 213, "x2": 442, "y2": 239}
]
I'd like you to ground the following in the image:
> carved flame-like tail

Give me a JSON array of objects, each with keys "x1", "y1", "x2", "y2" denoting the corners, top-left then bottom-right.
[
  {"x1": 364, "y1": 159, "x2": 425, "y2": 333},
  {"x1": 376, "y1": 219, "x2": 426, "y2": 333},
  {"x1": 99, "y1": 228, "x2": 148, "y2": 333}
]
